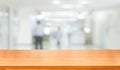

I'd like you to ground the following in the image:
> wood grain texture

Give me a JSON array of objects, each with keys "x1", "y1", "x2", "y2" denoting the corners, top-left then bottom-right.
[
  {"x1": 2, "y1": 66, "x2": 120, "y2": 70},
  {"x1": 0, "y1": 50, "x2": 119, "y2": 66}
]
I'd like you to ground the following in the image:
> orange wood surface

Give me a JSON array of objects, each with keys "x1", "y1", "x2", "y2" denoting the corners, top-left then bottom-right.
[
  {"x1": 0, "y1": 50, "x2": 120, "y2": 66},
  {"x1": 1, "y1": 66, "x2": 120, "y2": 70}
]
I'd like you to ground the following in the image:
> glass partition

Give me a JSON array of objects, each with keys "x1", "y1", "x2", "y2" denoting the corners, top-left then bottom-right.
[{"x1": 0, "y1": 7, "x2": 9, "y2": 49}]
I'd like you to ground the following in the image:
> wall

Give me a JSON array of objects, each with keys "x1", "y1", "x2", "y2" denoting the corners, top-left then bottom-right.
[
  {"x1": 15, "y1": 8, "x2": 33, "y2": 49},
  {"x1": 105, "y1": 7, "x2": 120, "y2": 49},
  {"x1": 92, "y1": 5, "x2": 120, "y2": 49}
]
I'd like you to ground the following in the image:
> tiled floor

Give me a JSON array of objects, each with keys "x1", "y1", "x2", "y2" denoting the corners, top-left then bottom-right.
[
  {"x1": 14, "y1": 37, "x2": 103, "y2": 50},
  {"x1": 15, "y1": 45, "x2": 102, "y2": 50}
]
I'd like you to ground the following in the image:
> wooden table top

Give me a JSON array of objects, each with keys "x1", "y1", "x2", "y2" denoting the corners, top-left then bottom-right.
[{"x1": 0, "y1": 50, "x2": 120, "y2": 66}]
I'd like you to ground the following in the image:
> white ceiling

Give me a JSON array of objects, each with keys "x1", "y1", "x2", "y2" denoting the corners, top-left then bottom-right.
[{"x1": 1, "y1": 0, "x2": 120, "y2": 11}]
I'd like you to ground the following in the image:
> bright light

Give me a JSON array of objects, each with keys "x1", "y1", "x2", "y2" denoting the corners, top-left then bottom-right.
[
  {"x1": 14, "y1": 17, "x2": 19, "y2": 22},
  {"x1": 78, "y1": 14, "x2": 86, "y2": 19},
  {"x1": 46, "y1": 22, "x2": 52, "y2": 26},
  {"x1": 76, "y1": 5, "x2": 84, "y2": 8},
  {"x1": 0, "y1": 12, "x2": 8, "y2": 16},
  {"x1": 84, "y1": 27, "x2": 91, "y2": 33},
  {"x1": 78, "y1": 12, "x2": 89, "y2": 19},
  {"x1": 0, "y1": 12, "x2": 3, "y2": 16},
  {"x1": 4, "y1": 12, "x2": 8, "y2": 16},
  {"x1": 79, "y1": 0, "x2": 90, "y2": 5},
  {"x1": 44, "y1": 27, "x2": 51, "y2": 35},
  {"x1": 52, "y1": 0, "x2": 61, "y2": 5},
  {"x1": 61, "y1": 4, "x2": 74, "y2": 9},
  {"x1": 37, "y1": 14, "x2": 45, "y2": 20},
  {"x1": 81, "y1": 1, "x2": 88, "y2": 5}
]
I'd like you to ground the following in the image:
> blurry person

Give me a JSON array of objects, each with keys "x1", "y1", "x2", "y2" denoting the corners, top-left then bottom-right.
[
  {"x1": 32, "y1": 23, "x2": 36, "y2": 46},
  {"x1": 34, "y1": 21, "x2": 44, "y2": 50},
  {"x1": 68, "y1": 31, "x2": 72, "y2": 47},
  {"x1": 54, "y1": 26, "x2": 62, "y2": 49}
]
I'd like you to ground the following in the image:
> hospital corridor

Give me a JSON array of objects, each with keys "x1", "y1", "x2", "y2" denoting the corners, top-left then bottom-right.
[{"x1": 0, "y1": 0, "x2": 120, "y2": 50}]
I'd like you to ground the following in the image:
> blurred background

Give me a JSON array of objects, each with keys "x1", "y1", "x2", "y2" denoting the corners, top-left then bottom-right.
[{"x1": 0, "y1": 0, "x2": 120, "y2": 50}]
